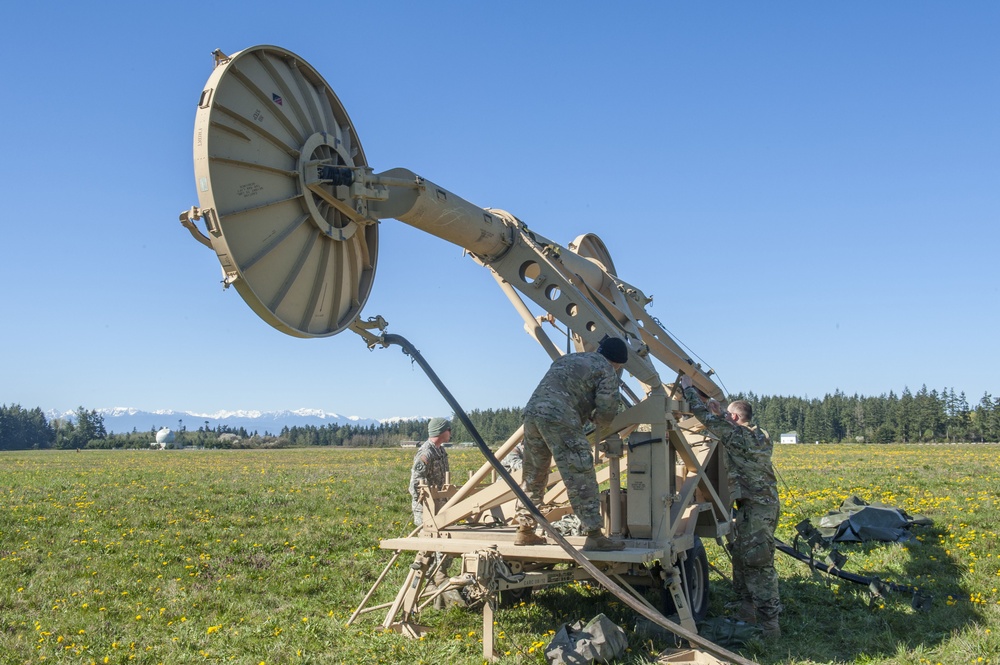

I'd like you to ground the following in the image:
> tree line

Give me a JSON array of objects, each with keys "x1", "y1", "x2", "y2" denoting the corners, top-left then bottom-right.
[
  {"x1": 0, "y1": 404, "x2": 436, "y2": 451},
  {"x1": 0, "y1": 405, "x2": 268, "y2": 451},
  {"x1": 736, "y1": 386, "x2": 999, "y2": 444},
  {"x1": 277, "y1": 419, "x2": 429, "y2": 448},
  {"x1": 447, "y1": 387, "x2": 999, "y2": 445},
  {"x1": 2, "y1": 386, "x2": 997, "y2": 451},
  {"x1": 0, "y1": 405, "x2": 106, "y2": 451}
]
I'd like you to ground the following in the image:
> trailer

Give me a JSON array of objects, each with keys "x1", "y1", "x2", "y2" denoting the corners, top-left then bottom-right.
[{"x1": 180, "y1": 45, "x2": 749, "y2": 664}]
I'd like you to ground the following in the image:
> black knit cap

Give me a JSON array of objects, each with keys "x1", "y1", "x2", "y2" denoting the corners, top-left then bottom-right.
[{"x1": 597, "y1": 337, "x2": 628, "y2": 364}]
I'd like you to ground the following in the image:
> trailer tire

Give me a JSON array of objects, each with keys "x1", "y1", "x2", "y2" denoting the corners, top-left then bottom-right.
[
  {"x1": 497, "y1": 585, "x2": 534, "y2": 608},
  {"x1": 663, "y1": 536, "x2": 710, "y2": 622}
]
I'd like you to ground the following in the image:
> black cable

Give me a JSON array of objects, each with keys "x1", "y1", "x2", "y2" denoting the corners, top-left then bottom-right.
[
  {"x1": 379, "y1": 333, "x2": 759, "y2": 665},
  {"x1": 775, "y1": 537, "x2": 932, "y2": 610}
]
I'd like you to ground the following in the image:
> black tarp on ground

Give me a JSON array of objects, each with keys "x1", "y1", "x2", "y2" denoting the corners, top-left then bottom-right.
[{"x1": 815, "y1": 495, "x2": 933, "y2": 543}]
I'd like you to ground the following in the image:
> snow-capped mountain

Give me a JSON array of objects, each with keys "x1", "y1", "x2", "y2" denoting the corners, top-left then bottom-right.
[{"x1": 45, "y1": 407, "x2": 417, "y2": 435}]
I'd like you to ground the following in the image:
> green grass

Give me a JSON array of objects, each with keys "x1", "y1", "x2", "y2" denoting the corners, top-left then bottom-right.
[{"x1": 1, "y1": 445, "x2": 998, "y2": 664}]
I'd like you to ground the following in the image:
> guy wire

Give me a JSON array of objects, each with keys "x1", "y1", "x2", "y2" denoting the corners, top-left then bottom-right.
[{"x1": 651, "y1": 315, "x2": 731, "y2": 397}]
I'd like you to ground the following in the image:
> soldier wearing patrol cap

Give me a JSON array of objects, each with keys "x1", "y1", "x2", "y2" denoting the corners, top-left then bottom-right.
[
  {"x1": 514, "y1": 337, "x2": 628, "y2": 552},
  {"x1": 408, "y1": 417, "x2": 462, "y2": 608},
  {"x1": 680, "y1": 374, "x2": 781, "y2": 639},
  {"x1": 409, "y1": 417, "x2": 452, "y2": 526}
]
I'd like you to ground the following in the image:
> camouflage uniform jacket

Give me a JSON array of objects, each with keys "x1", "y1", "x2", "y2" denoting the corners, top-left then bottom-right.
[
  {"x1": 409, "y1": 439, "x2": 450, "y2": 522},
  {"x1": 523, "y1": 352, "x2": 619, "y2": 431},
  {"x1": 683, "y1": 387, "x2": 778, "y2": 506},
  {"x1": 501, "y1": 442, "x2": 524, "y2": 472}
]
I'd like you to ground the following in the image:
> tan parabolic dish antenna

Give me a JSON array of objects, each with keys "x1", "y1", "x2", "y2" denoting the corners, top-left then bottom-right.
[{"x1": 192, "y1": 45, "x2": 376, "y2": 337}]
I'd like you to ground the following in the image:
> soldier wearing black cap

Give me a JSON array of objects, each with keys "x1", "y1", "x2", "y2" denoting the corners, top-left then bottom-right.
[{"x1": 514, "y1": 337, "x2": 628, "y2": 551}]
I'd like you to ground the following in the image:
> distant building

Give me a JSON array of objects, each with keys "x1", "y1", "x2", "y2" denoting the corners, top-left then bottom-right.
[
  {"x1": 152, "y1": 428, "x2": 176, "y2": 449},
  {"x1": 400, "y1": 441, "x2": 420, "y2": 448},
  {"x1": 779, "y1": 431, "x2": 799, "y2": 444}
]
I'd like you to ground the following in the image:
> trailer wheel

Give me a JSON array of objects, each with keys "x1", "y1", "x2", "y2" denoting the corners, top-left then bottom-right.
[
  {"x1": 663, "y1": 536, "x2": 710, "y2": 622},
  {"x1": 497, "y1": 585, "x2": 534, "y2": 608},
  {"x1": 495, "y1": 560, "x2": 535, "y2": 608}
]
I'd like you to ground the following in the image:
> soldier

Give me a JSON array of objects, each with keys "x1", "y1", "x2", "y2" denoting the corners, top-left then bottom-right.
[
  {"x1": 680, "y1": 375, "x2": 781, "y2": 639},
  {"x1": 409, "y1": 417, "x2": 462, "y2": 608},
  {"x1": 514, "y1": 337, "x2": 628, "y2": 552},
  {"x1": 409, "y1": 417, "x2": 452, "y2": 526},
  {"x1": 501, "y1": 442, "x2": 524, "y2": 472}
]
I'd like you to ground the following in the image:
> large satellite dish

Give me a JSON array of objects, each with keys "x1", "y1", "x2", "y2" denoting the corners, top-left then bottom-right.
[{"x1": 192, "y1": 45, "x2": 376, "y2": 337}]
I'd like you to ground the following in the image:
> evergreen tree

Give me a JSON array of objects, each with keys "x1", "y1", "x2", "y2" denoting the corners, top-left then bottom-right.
[
  {"x1": 915, "y1": 385, "x2": 944, "y2": 442},
  {"x1": 956, "y1": 392, "x2": 972, "y2": 442},
  {"x1": 895, "y1": 387, "x2": 914, "y2": 443},
  {"x1": 993, "y1": 396, "x2": 1000, "y2": 442},
  {"x1": 973, "y1": 393, "x2": 994, "y2": 443},
  {"x1": 762, "y1": 399, "x2": 787, "y2": 440},
  {"x1": 0, "y1": 404, "x2": 55, "y2": 450},
  {"x1": 851, "y1": 396, "x2": 866, "y2": 442}
]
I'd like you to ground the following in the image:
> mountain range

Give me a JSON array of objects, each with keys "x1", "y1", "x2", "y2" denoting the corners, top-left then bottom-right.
[{"x1": 45, "y1": 407, "x2": 420, "y2": 435}]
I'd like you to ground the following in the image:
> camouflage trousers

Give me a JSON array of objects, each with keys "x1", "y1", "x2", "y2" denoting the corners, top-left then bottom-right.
[
  {"x1": 412, "y1": 496, "x2": 449, "y2": 528},
  {"x1": 732, "y1": 500, "x2": 780, "y2": 621},
  {"x1": 412, "y1": 501, "x2": 425, "y2": 527},
  {"x1": 516, "y1": 416, "x2": 602, "y2": 533}
]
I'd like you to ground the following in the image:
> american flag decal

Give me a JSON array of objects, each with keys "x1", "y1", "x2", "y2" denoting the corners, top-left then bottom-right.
[{"x1": 272, "y1": 93, "x2": 283, "y2": 106}]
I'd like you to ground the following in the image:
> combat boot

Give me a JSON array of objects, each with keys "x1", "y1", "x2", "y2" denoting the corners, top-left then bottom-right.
[
  {"x1": 425, "y1": 581, "x2": 445, "y2": 610},
  {"x1": 759, "y1": 616, "x2": 780, "y2": 640},
  {"x1": 732, "y1": 600, "x2": 757, "y2": 624},
  {"x1": 514, "y1": 525, "x2": 546, "y2": 546},
  {"x1": 583, "y1": 530, "x2": 625, "y2": 551}
]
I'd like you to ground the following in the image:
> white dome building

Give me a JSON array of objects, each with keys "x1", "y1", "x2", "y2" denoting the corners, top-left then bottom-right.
[{"x1": 153, "y1": 428, "x2": 176, "y2": 449}]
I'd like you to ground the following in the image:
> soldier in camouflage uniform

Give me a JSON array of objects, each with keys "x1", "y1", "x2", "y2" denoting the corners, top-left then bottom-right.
[
  {"x1": 501, "y1": 442, "x2": 524, "y2": 472},
  {"x1": 514, "y1": 337, "x2": 629, "y2": 552},
  {"x1": 409, "y1": 417, "x2": 452, "y2": 526},
  {"x1": 409, "y1": 417, "x2": 462, "y2": 608},
  {"x1": 680, "y1": 375, "x2": 781, "y2": 639}
]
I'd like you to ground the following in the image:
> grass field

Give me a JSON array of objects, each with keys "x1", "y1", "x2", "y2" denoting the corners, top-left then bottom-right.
[{"x1": 1, "y1": 444, "x2": 998, "y2": 664}]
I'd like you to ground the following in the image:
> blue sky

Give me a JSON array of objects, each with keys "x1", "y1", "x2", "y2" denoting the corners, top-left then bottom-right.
[{"x1": 1, "y1": 2, "x2": 997, "y2": 419}]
